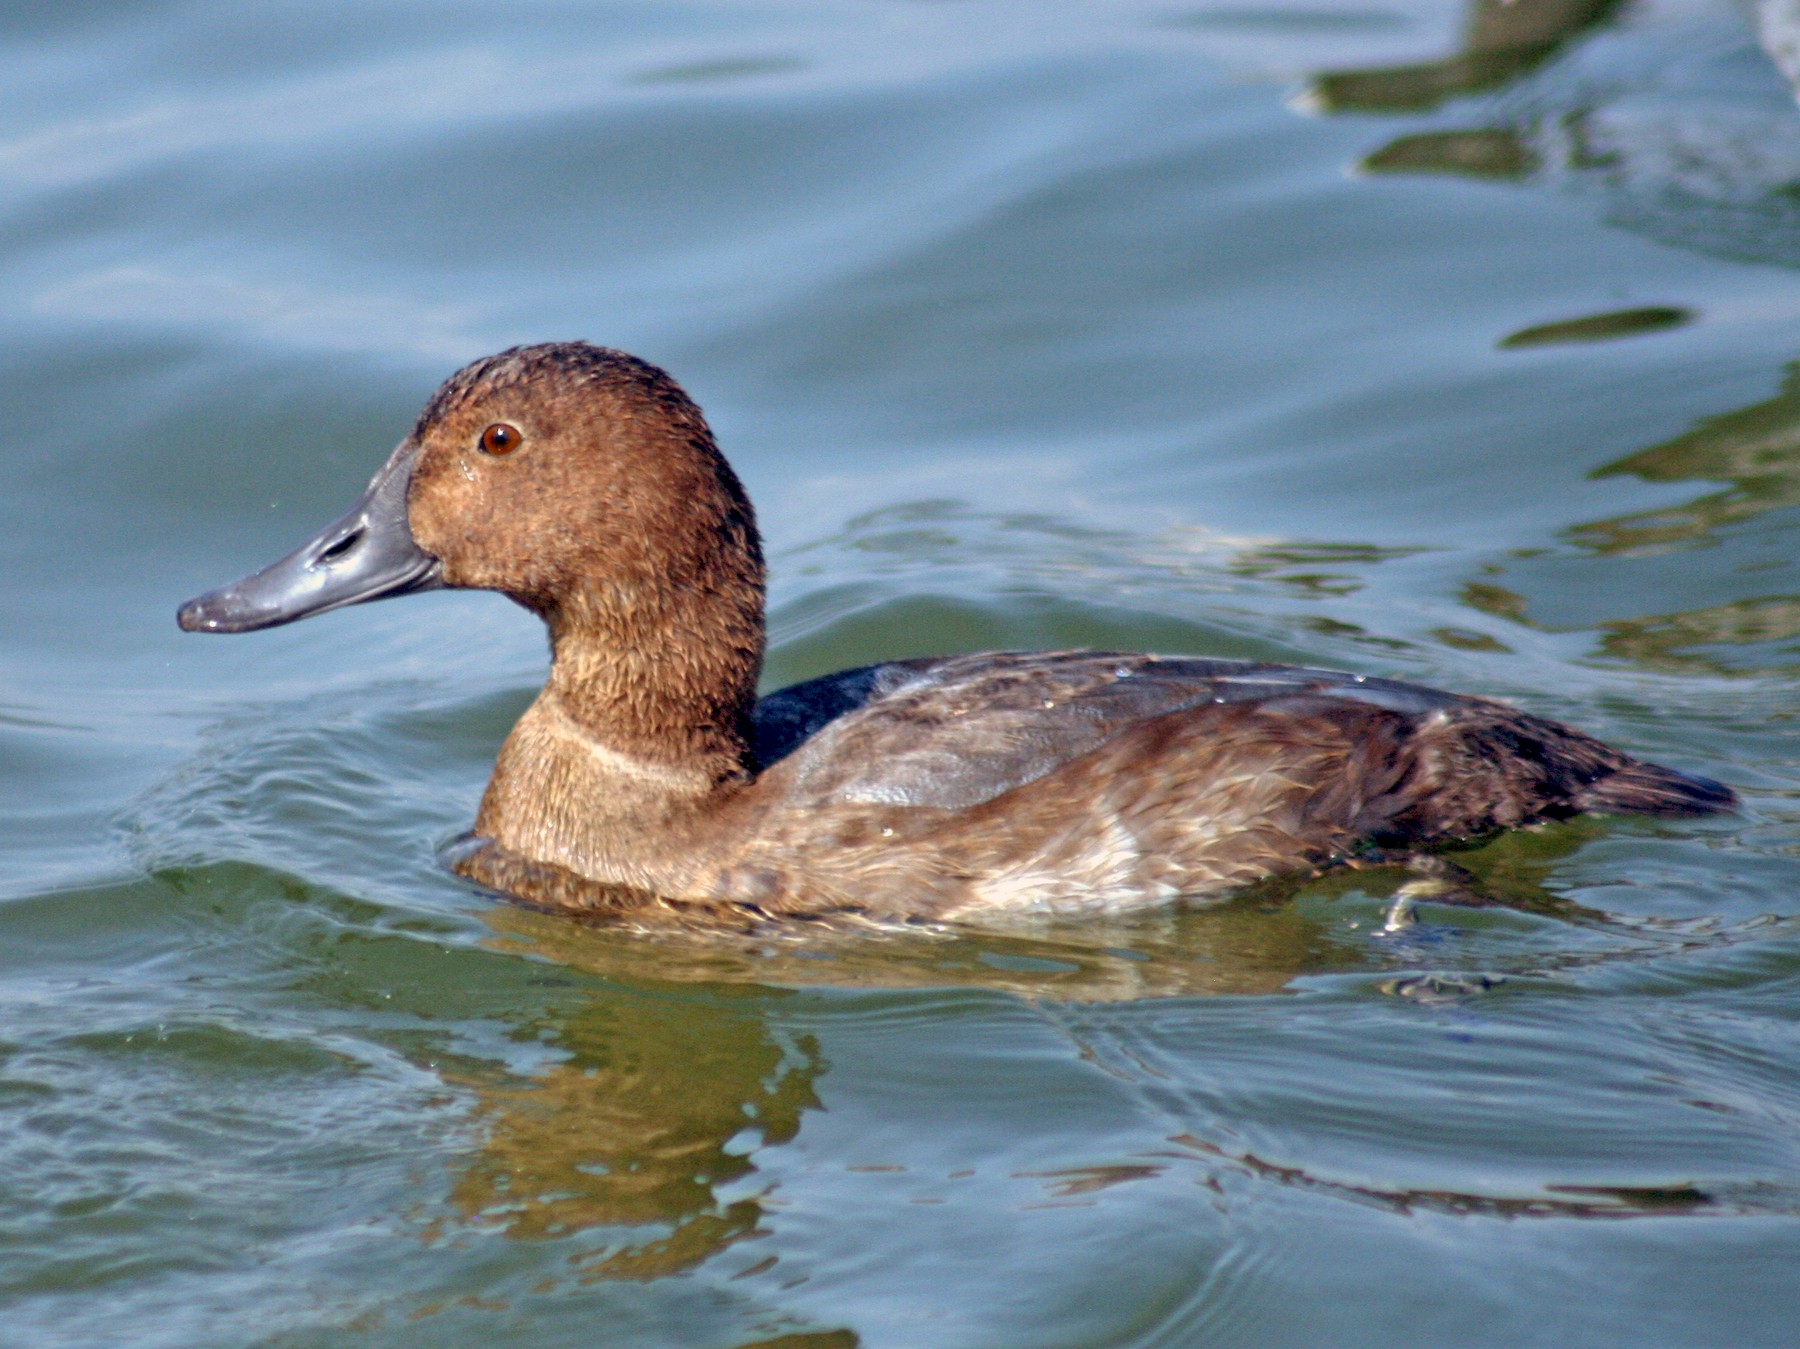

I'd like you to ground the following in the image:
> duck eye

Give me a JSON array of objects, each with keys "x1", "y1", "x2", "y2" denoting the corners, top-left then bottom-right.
[{"x1": 479, "y1": 422, "x2": 523, "y2": 456}]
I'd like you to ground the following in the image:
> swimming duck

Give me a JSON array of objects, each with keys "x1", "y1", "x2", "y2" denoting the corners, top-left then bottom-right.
[{"x1": 178, "y1": 342, "x2": 1733, "y2": 920}]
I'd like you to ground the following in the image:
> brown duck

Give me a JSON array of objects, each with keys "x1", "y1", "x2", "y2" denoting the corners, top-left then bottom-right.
[{"x1": 178, "y1": 343, "x2": 1734, "y2": 921}]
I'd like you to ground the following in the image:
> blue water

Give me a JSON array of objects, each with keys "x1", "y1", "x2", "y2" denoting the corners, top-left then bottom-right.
[{"x1": 6, "y1": 0, "x2": 1800, "y2": 1344}]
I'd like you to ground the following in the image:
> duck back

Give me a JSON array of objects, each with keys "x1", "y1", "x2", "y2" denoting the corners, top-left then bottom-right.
[{"x1": 717, "y1": 651, "x2": 1730, "y2": 916}]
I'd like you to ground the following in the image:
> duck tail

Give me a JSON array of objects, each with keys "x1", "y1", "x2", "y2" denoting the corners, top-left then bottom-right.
[{"x1": 1574, "y1": 761, "x2": 1737, "y2": 817}]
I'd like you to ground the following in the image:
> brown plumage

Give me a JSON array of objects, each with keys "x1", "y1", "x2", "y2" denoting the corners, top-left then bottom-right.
[{"x1": 178, "y1": 342, "x2": 1735, "y2": 922}]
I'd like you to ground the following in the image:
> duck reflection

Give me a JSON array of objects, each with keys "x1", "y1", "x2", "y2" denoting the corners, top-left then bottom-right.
[
  {"x1": 1308, "y1": 0, "x2": 1619, "y2": 114},
  {"x1": 442, "y1": 976, "x2": 822, "y2": 1280},
  {"x1": 438, "y1": 895, "x2": 1340, "y2": 1283},
  {"x1": 482, "y1": 892, "x2": 1339, "y2": 1001},
  {"x1": 435, "y1": 843, "x2": 1612, "y2": 1281}
]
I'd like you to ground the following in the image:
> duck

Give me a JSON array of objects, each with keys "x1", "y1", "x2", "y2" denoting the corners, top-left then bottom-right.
[{"x1": 177, "y1": 342, "x2": 1734, "y2": 922}]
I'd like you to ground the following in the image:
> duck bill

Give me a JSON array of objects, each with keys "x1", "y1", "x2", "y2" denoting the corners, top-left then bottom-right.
[{"x1": 177, "y1": 441, "x2": 443, "y2": 634}]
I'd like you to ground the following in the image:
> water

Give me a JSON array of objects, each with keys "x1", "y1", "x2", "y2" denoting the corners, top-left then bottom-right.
[{"x1": 5, "y1": 0, "x2": 1800, "y2": 1343}]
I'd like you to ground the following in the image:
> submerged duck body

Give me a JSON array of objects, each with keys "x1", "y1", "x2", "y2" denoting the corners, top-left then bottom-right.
[{"x1": 179, "y1": 343, "x2": 1733, "y2": 921}]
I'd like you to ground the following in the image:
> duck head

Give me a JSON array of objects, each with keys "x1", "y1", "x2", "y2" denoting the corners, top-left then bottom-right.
[{"x1": 179, "y1": 343, "x2": 767, "y2": 759}]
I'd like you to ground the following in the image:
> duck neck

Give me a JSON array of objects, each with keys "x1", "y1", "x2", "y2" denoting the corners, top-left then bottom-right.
[
  {"x1": 540, "y1": 593, "x2": 762, "y2": 777},
  {"x1": 473, "y1": 578, "x2": 765, "y2": 886}
]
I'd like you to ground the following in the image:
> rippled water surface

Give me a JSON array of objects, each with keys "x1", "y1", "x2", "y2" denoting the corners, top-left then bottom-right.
[{"x1": 8, "y1": 0, "x2": 1800, "y2": 1344}]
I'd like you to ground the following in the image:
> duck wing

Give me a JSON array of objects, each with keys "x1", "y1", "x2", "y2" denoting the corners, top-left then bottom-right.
[
  {"x1": 753, "y1": 650, "x2": 1463, "y2": 811},
  {"x1": 752, "y1": 649, "x2": 1731, "y2": 830}
]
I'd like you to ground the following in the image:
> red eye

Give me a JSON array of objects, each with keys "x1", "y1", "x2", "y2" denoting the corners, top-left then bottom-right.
[{"x1": 479, "y1": 422, "x2": 522, "y2": 455}]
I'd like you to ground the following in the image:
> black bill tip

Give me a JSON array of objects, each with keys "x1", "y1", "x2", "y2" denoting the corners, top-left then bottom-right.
[
  {"x1": 176, "y1": 440, "x2": 442, "y2": 634},
  {"x1": 177, "y1": 591, "x2": 241, "y2": 633}
]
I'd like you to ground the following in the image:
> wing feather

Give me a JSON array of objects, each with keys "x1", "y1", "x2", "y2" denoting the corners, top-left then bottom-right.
[{"x1": 754, "y1": 651, "x2": 1469, "y2": 812}]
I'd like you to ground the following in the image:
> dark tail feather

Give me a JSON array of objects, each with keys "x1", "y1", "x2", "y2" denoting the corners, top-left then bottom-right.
[{"x1": 1575, "y1": 761, "x2": 1737, "y2": 817}]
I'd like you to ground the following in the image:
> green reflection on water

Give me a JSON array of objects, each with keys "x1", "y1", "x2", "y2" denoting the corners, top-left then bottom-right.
[
  {"x1": 1499, "y1": 306, "x2": 1694, "y2": 349},
  {"x1": 625, "y1": 57, "x2": 808, "y2": 86},
  {"x1": 1309, "y1": 0, "x2": 1620, "y2": 112},
  {"x1": 1451, "y1": 358, "x2": 1800, "y2": 674},
  {"x1": 1583, "y1": 360, "x2": 1800, "y2": 553},
  {"x1": 1362, "y1": 127, "x2": 1538, "y2": 179}
]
